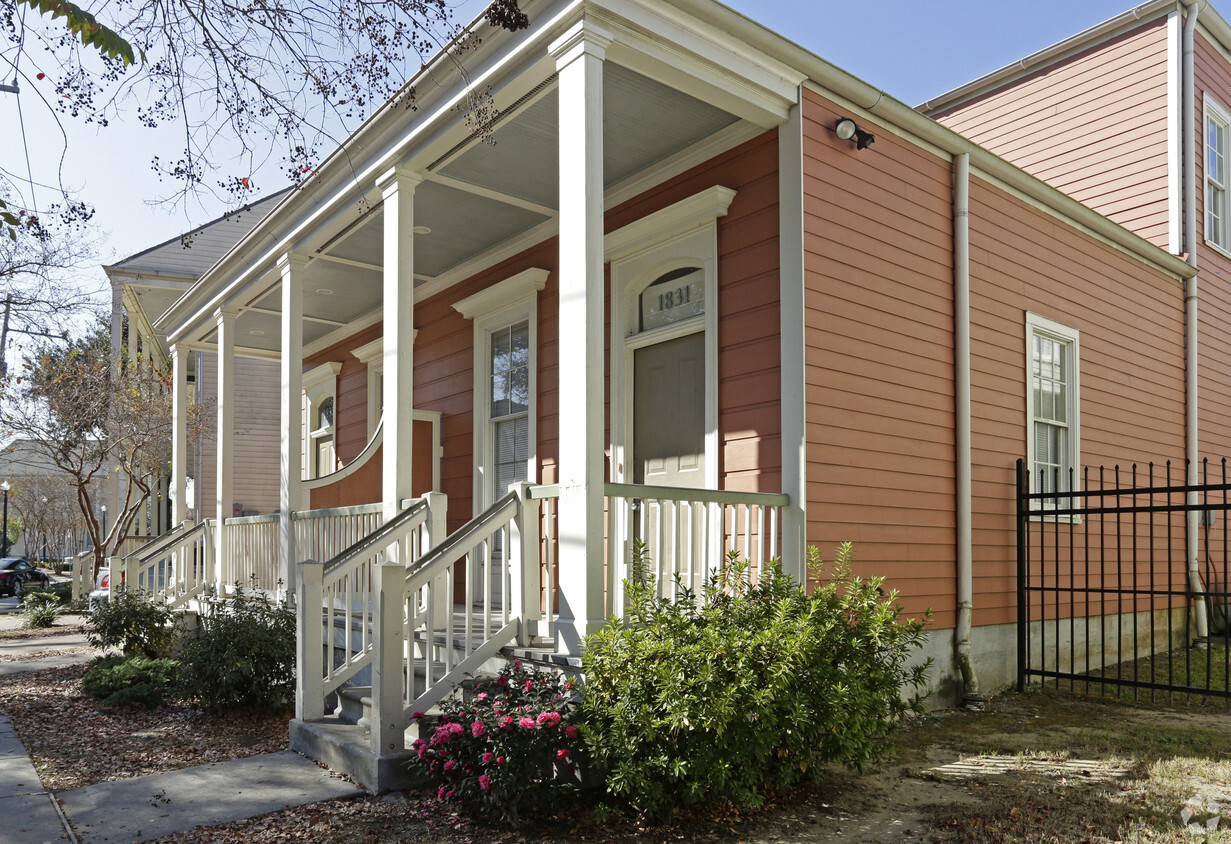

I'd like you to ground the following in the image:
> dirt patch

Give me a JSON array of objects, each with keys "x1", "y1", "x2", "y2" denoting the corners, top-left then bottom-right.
[
  {"x1": 8, "y1": 660, "x2": 1231, "y2": 842},
  {"x1": 0, "y1": 663, "x2": 288, "y2": 791}
]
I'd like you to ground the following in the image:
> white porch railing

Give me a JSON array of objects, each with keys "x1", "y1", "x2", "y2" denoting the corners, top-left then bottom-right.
[
  {"x1": 293, "y1": 504, "x2": 384, "y2": 572},
  {"x1": 275, "y1": 480, "x2": 788, "y2": 769},
  {"x1": 604, "y1": 482, "x2": 790, "y2": 616},
  {"x1": 223, "y1": 514, "x2": 280, "y2": 590},
  {"x1": 73, "y1": 536, "x2": 158, "y2": 601},
  {"x1": 120, "y1": 521, "x2": 212, "y2": 609},
  {"x1": 296, "y1": 493, "x2": 447, "y2": 728},
  {"x1": 364, "y1": 486, "x2": 532, "y2": 755}
]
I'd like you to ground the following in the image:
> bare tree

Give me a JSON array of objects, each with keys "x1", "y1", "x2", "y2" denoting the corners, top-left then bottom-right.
[
  {"x1": 2, "y1": 325, "x2": 202, "y2": 575},
  {"x1": 8, "y1": 472, "x2": 85, "y2": 562},
  {"x1": 0, "y1": 191, "x2": 103, "y2": 400},
  {"x1": 1, "y1": 0, "x2": 528, "y2": 219}
]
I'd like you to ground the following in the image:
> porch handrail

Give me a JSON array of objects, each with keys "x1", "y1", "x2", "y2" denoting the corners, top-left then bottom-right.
[
  {"x1": 295, "y1": 493, "x2": 447, "y2": 729},
  {"x1": 121, "y1": 523, "x2": 191, "y2": 565},
  {"x1": 293, "y1": 503, "x2": 384, "y2": 522},
  {"x1": 318, "y1": 501, "x2": 424, "y2": 571},
  {"x1": 302, "y1": 419, "x2": 382, "y2": 491},
  {"x1": 604, "y1": 482, "x2": 789, "y2": 616},
  {"x1": 224, "y1": 513, "x2": 280, "y2": 526},
  {"x1": 294, "y1": 503, "x2": 384, "y2": 577},
  {"x1": 123, "y1": 520, "x2": 212, "y2": 610},
  {"x1": 603, "y1": 481, "x2": 790, "y2": 507},
  {"x1": 372, "y1": 487, "x2": 529, "y2": 744}
]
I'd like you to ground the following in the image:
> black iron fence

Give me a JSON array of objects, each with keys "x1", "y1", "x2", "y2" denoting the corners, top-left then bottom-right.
[{"x1": 1016, "y1": 457, "x2": 1231, "y2": 701}]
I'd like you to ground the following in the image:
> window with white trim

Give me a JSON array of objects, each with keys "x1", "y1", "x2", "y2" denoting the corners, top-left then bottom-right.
[
  {"x1": 453, "y1": 268, "x2": 548, "y2": 511},
  {"x1": 302, "y1": 361, "x2": 342, "y2": 480},
  {"x1": 1207, "y1": 96, "x2": 1231, "y2": 249},
  {"x1": 1026, "y1": 313, "x2": 1080, "y2": 502}
]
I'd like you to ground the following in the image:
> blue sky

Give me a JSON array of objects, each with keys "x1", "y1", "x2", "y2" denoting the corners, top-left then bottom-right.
[{"x1": 1, "y1": 0, "x2": 1136, "y2": 290}]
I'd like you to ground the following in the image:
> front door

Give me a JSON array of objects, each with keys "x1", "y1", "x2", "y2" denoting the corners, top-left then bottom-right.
[{"x1": 632, "y1": 331, "x2": 706, "y2": 488}]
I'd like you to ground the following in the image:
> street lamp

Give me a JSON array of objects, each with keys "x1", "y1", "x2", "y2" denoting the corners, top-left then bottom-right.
[
  {"x1": 100, "y1": 503, "x2": 107, "y2": 538},
  {"x1": 1, "y1": 480, "x2": 9, "y2": 558}
]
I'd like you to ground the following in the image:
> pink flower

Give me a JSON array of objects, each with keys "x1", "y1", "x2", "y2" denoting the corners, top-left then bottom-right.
[
  {"x1": 556, "y1": 748, "x2": 571, "y2": 759},
  {"x1": 443, "y1": 760, "x2": 456, "y2": 771},
  {"x1": 498, "y1": 715, "x2": 514, "y2": 730},
  {"x1": 411, "y1": 711, "x2": 427, "y2": 719},
  {"x1": 437, "y1": 786, "x2": 448, "y2": 800},
  {"x1": 447, "y1": 722, "x2": 464, "y2": 735},
  {"x1": 525, "y1": 679, "x2": 534, "y2": 692},
  {"x1": 497, "y1": 676, "x2": 508, "y2": 687},
  {"x1": 479, "y1": 774, "x2": 491, "y2": 791},
  {"x1": 519, "y1": 716, "x2": 536, "y2": 729},
  {"x1": 565, "y1": 725, "x2": 579, "y2": 739},
  {"x1": 471, "y1": 720, "x2": 486, "y2": 737},
  {"x1": 497, "y1": 756, "x2": 505, "y2": 765},
  {"x1": 482, "y1": 752, "x2": 494, "y2": 763},
  {"x1": 476, "y1": 692, "x2": 489, "y2": 702},
  {"x1": 536, "y1": 711, "x2": 561, "y2": 728}
]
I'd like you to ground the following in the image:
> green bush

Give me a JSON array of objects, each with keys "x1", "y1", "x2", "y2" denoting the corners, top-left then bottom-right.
[
  {"x1": 83, "y1": 654, "x2": 181, "y2": 708},
  {"x1": 42, "y1": 581, "x2": 74, "y2": 604},
  {"x1": 86, "y1": 588, "x2": 179, "y2": 658},
  {"x1": 20, "y1": 590, "x2": 63, "y2": 628},
  {"x1": 580, "y1": 542, "x2": 930, "y2": 821},
  {"x1": 178, "y1": 586, "x2": 295, "y2": 714}
]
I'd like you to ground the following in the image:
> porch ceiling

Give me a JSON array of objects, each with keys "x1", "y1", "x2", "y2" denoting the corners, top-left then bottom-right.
[{"x1": 212, "y1": 60, "x2": 744, "y2": 357}]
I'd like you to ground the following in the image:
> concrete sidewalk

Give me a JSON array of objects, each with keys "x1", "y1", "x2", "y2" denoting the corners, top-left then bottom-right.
[
  {"x1": 0, "y1": 614, "x2": 95, "y2": 677},
  {"x1": 0, "y1": 714, "x2": 72, "y2": 843},
  {"x1": 0, "y1": 609, "x2": 366, "y2": 843},
  {"x1": 0, "y1": 716, "x2": 365, "y2": 844}
]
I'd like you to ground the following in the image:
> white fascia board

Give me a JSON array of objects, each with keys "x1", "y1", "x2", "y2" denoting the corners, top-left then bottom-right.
[{"x1": 597, "y1": 0, "x2": 802, "y2": 126}]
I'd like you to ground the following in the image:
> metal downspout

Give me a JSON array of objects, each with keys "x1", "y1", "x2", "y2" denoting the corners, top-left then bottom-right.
[
  {"x1": 1183, "y1": 1, "x2": 1210, "y2": 642},
  {"x1": 954, "y1": 153, "x2": 981, "y2": 703}
]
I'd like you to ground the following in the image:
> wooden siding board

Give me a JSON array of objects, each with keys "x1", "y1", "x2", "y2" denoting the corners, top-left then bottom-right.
[{"x1": 933, "y1": 18, "x2": 1171, "y2": 248}]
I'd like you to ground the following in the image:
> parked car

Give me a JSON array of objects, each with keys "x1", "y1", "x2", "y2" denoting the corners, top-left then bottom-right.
[
  {"x1": 0, "y1": 557, "x2": 51, "y2": 598},
  {"x1": 88, "y1": 567, "x2": 110, "y2": 612}
]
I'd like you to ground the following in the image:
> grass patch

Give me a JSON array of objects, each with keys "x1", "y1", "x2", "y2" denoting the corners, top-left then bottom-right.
[{"x1": 1045, "y1": 643, "x2": 1231, "y2": 708}]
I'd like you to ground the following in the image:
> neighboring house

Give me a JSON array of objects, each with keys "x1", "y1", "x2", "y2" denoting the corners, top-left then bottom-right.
[
  {"x1": 0, "y1": 434, "x2": 99, "y2": 559},
  {"x1": 124, "y1": 0, "x2": 1231, "y2": 788},
  {"x1": 105, "y1": 191, "x2": 289, "y2": 529}
]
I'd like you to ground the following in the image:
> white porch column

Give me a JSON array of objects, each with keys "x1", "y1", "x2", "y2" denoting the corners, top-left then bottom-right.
[
  {"x1": 128, "y1": 325, "x2": 144, "y2": 536},
  {"x1": 215, "y1": 308, "x2": 237, "y2": 587},
  {"x1": 778, "y1": 100, "x2": 807, "y2": 580},
  {"x1": 377, "y1": 167, "x2": 421, "y2": 523},
  {"x1": 551, "y1": 21, "x2": 611, "y2": 654},
  {"x1": 171, "y1": 343, "x2": 188, "y2": 525},
  {"x1": 279, "y1": 255, "x2": 306, "y2": 591}
]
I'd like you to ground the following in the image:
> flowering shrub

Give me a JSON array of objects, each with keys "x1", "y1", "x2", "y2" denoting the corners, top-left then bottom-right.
[
  {"x1": 409, "y1": 659, "x2": 581, "y2": 826},
  {"x1": 581, "y1": 542, "x2": 931, "y2": 821}
]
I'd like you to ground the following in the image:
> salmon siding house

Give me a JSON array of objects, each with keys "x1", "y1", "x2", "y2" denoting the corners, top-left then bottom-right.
[{"x1": 117, "y1": 0, "x2": 1223, "y2": 789}]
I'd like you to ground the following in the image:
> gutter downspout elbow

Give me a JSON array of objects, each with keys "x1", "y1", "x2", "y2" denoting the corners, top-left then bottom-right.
[
  {"x1": 1183, "y1": 1, "x2": 1210, "y2": 642},
  {"x1": 954, "y1": 153, "x2": 981, "y2": 705}
]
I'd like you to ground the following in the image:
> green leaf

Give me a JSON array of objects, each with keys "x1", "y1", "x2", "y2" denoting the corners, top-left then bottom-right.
[{"x1": 20, "y1": 0, "x2": 141, "y2": 65}]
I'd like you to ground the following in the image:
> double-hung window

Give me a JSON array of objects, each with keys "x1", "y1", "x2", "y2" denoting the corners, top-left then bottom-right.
[
  {"x1": 1026, "y1": 313, "x2": 1080, "y2": 504},
  {"x1": 1207, "y1": 96, "x2": 1231, "y2": 250}
]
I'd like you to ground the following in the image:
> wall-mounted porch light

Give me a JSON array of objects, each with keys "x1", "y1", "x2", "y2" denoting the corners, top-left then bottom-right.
[{"x1": 834, "y1": 117, "x2": 875, "y2": 151}]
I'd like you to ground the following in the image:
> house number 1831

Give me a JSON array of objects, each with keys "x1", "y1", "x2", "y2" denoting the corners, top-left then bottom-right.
[{"x1": 657, "y1": 286, "x2": 691, "y2": 312}]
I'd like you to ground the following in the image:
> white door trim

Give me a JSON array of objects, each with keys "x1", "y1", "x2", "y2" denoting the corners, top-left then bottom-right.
[{"x1": 610, "y1": 220, "x2": 725, "y2": 490}]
